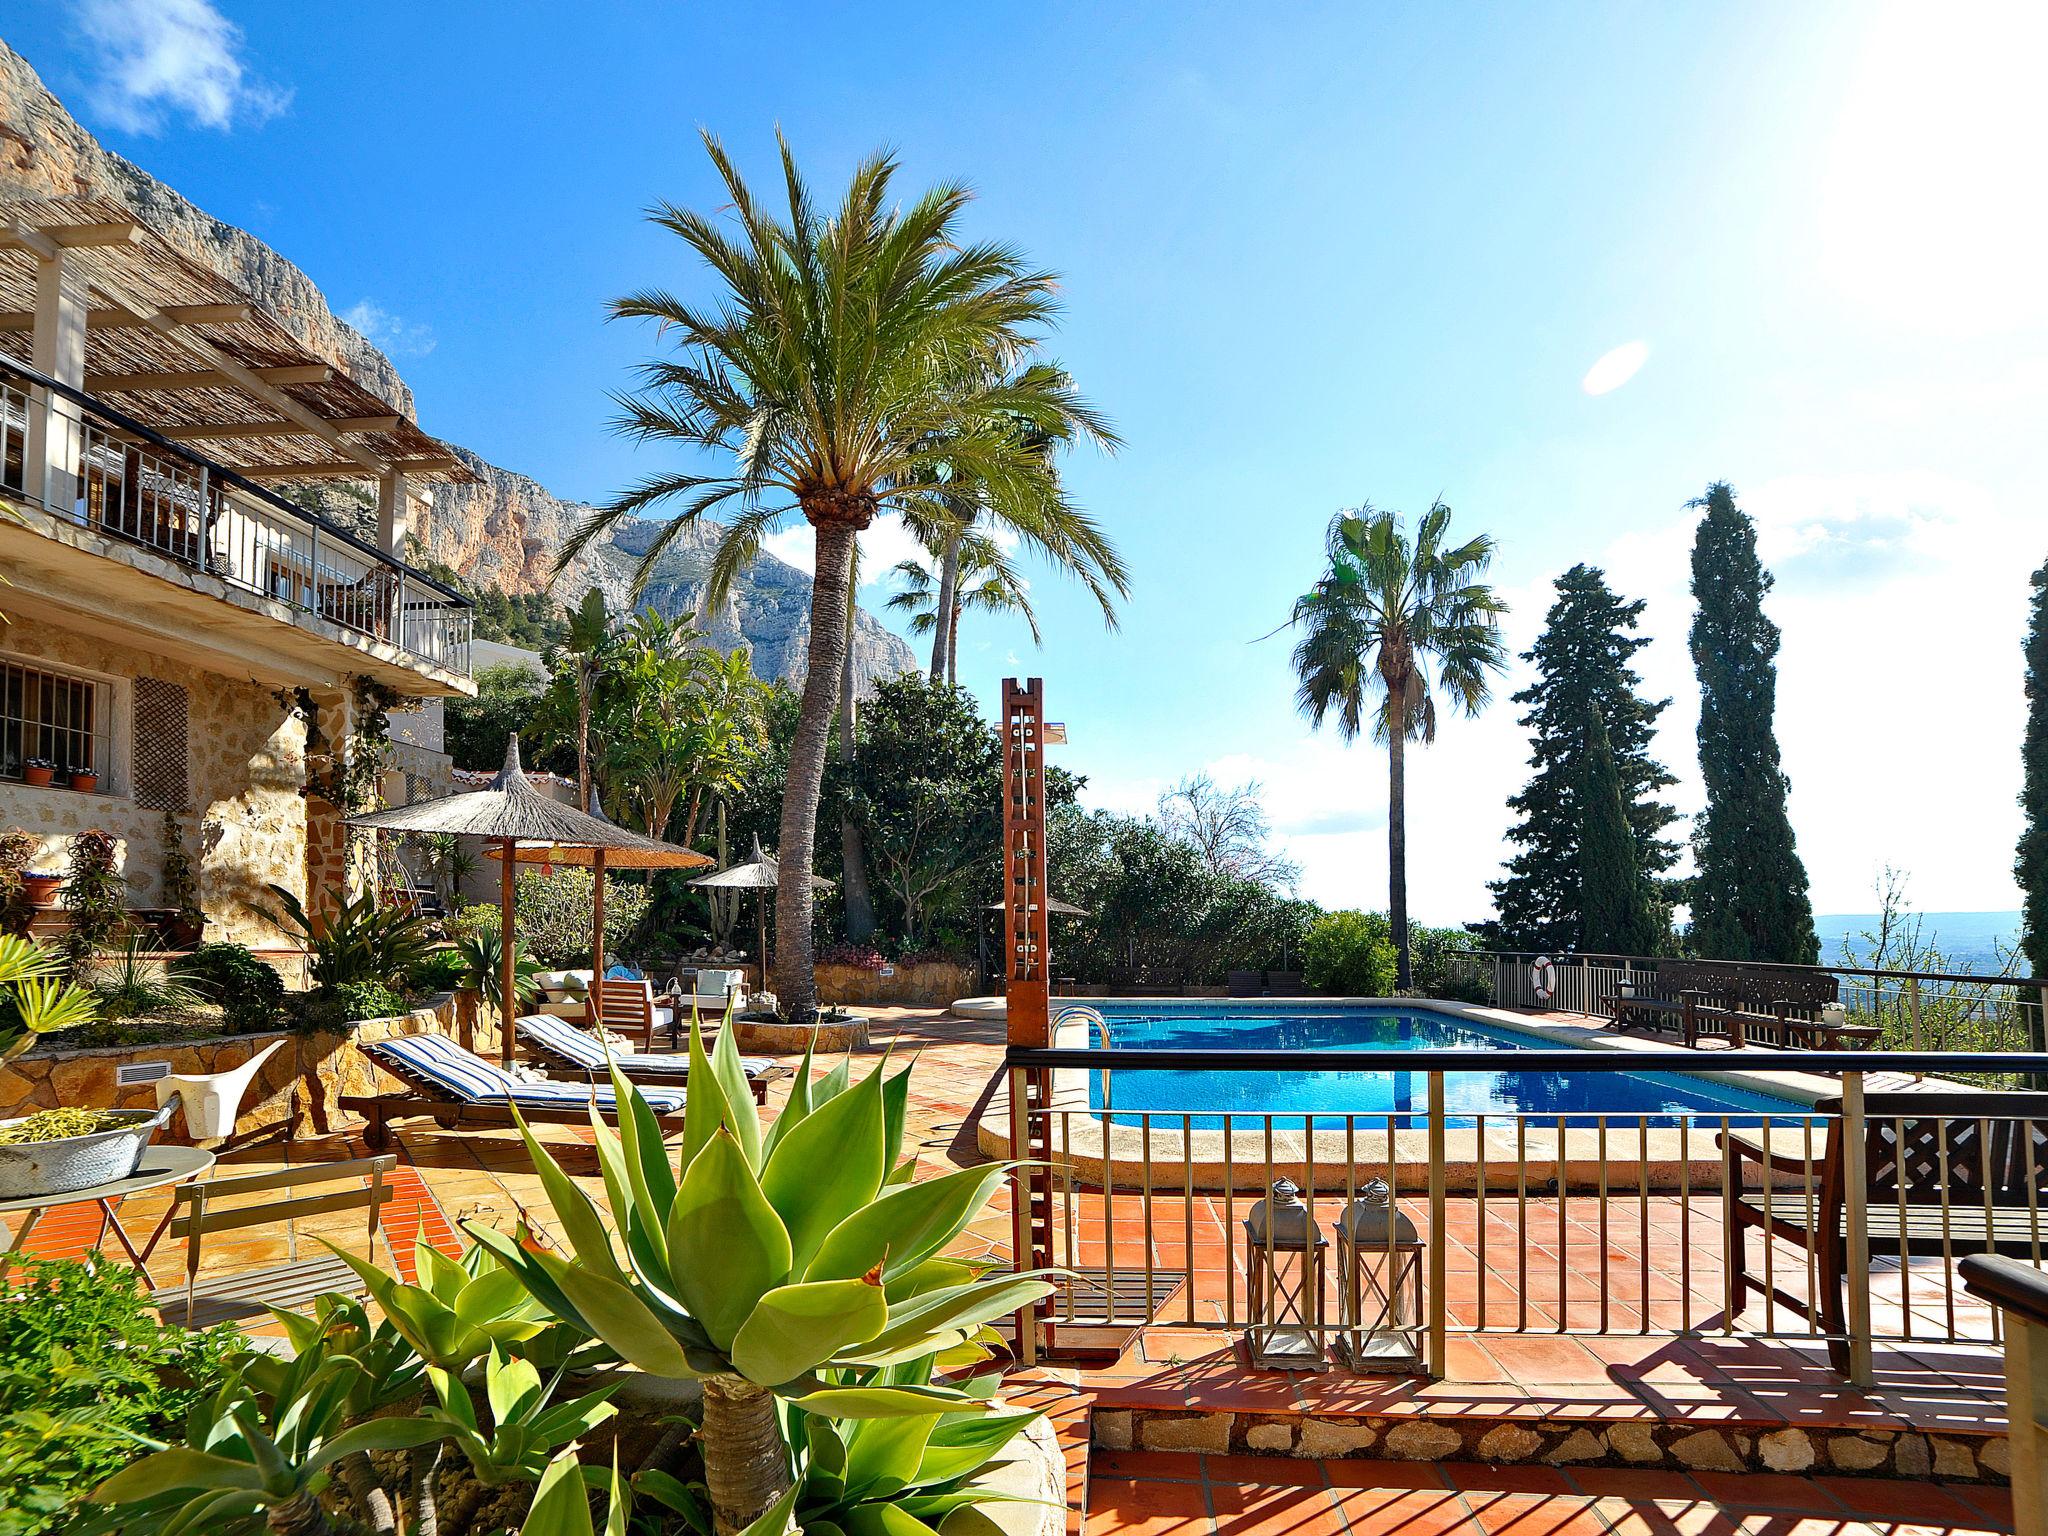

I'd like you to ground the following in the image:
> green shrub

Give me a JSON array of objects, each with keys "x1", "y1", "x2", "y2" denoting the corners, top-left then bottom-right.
[
  {"x1": 1302, "y1": 910, "x2": 1397, "y2": 996},
  {"x1": 0, "y1": 1258, "x2": 240, "y2": 1536},
  {"x1": 510, "y1": 867, "x2": 653, "y2": 967},
  {"x1": 331, "y1": 979, "x2": 408, "y2": 1021},
  {"x1": 405, "y1": 947, "x2": 467, "y2": 995},
  {"x1": 263, "y1": 884, "x2": 435, "y2": 991},
  {"x1": 1408, "y1": 924, "x2": 1494, "y2": 1003},
  {"x1": 172, "y1": 942, "x2": 286, "y2": 1031}
]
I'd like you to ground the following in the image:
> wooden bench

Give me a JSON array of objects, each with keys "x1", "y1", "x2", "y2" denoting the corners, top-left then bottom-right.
[
  {"x1": 1602, "y1": 959, "x2": 1844, "y2": 1045},
  {"x1": 1721, "y1": 1091, "x2": 2048, "y2": 1373},
  {"x1": 166, "y1": 1155, "x2": 395, "y2": 1329}
]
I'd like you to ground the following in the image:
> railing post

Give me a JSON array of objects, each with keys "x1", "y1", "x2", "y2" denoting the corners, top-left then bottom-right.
[
  {"x1": 2035, "y1": 985, "x2": 2048, "y2": 1092},
  {"x1": 1426, "y1": 1069, "x2": 1447, "y2": 1378},
  {"x1": 1841, "y1": 1071, "x2": 1874, "y2": 1387},
  {"x1": 1006, "y1": 1064, "x2": 1038, "y2": 1367},
  {"x1": 194, "y1": 464, "x2": 211, "y2": 574}
]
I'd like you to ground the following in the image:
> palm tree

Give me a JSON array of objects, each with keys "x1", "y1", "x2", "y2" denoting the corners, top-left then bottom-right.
[
  {"x1": 561, "y1": 588, "x2": 613, "y2": 808},
  {"x1": 1284, "y1": 502, "x2": 1507, "y2": 987},
  {"x1": 564, "y1": 133, "x2": 1122, "y2": 1022},
  {"x1": 886, "y1": 533, "x2": 1040, "y2": 685}
]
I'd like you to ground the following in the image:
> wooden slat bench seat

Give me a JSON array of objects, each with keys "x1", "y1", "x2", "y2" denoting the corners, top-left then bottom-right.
[
  {"x1": 1600, "y1": 959, "x2": 1844, "y2": 1047},
  {"x1": 1721, "y1": 1091, "x2": 2048, "y2": 1372},
  {"x1": 166, "y1": 1154, "x2": 394, "y2": 1329}
]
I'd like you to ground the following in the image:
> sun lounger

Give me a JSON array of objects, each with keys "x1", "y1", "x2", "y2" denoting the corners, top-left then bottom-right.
[
  {"x1": 342, "y1": 1032, "x2": 686, "y2": 1149},
  {"x1": 514, "y1": 1013, "x2": 789, "y2": 1103}
]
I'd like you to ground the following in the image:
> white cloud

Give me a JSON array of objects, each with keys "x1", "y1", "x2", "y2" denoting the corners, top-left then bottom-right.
[
  {"x1": 1581, "y1": 341, "x2": 1650, "y2": 397},
  {"x1": 77, "y1": 0, "x2": 290, "y2": 134},
  {"x1": 763, "y1": 512, "x2": 929, "y2": 590},
  {"x1": 342, "y1": 300, "x2": 437, "y2": 360}
]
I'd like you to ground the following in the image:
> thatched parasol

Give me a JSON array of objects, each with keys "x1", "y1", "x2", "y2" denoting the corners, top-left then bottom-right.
[
  {"x1": 484, "y1": 791, "x2": 711, "y2": 1001},
  {"x1": 350, "y1": 736, "x2": 681, "y2": 1065},
  {"x1": 691, "y1": 835, "x2": 833, "y2": 981}
]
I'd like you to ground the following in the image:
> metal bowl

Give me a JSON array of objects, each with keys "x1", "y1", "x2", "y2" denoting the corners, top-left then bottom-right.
[{"x1": 0, "y1": 1105, "x2": 174, "y2": 1200}]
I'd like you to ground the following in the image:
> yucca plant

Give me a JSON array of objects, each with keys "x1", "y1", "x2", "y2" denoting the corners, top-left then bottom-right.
[
  {"x1": 0, "y1": 933, "x2": 99, "y2": 1061},
  {"x1": 473, "y1": 1023, "x2": 1056, "y2": 1536},
  {"x1": 264, "y1": 884, "x2": 436, "y2": 991},
  {"x1": 423, "y1": 1347, "x2": 621, "y2": 1490}
]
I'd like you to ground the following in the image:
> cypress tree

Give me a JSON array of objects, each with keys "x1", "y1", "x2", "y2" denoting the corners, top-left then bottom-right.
[
  {"x1": 1576, "y1": 709, "x2": 1665, "y2": 954},
  {"x1": 1487, "y1": 564, "x2": 1677, "y2": 952},
  {"x1": 1687, "y1": 482, "x2": 1819, "y2": 963},
  {"x1": 2017, "y1": 559, "x2": 2048, "y2": 979}
]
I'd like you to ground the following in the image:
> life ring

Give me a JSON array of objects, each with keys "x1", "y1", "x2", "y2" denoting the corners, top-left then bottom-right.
[{"x1": 1530, "y1": 956, "x2": 1557, "y2": 1002}]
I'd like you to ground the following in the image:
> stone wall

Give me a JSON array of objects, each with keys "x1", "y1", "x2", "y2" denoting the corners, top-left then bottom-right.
[
  {"x1": 0, "y1": 992, "x2": 500, "y2": 1143},
  {"x1": 0, "y1": 619, "x2": 310, "y2": 946},
  {"x1": 814, "y1": 959, "x2": 977, "y2": 1007}
]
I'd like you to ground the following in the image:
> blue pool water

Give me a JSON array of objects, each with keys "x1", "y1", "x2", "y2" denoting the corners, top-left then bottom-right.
[{"x1": 1080, "y1": 1002, "x2": 1810, "y2": 1127}]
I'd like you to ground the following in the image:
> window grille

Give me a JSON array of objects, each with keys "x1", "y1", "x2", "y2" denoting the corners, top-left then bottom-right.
[
  {"x1": 133, "y1": 677, "x2": 190, "y2": 810},
  {"x1": 1, "y1": 658, "x2": 109, "y2": 786}
]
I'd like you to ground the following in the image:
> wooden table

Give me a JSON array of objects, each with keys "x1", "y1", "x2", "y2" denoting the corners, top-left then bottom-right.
[{"x1": 0, "y1": 1144, "x2": 216, "y2": 1284}]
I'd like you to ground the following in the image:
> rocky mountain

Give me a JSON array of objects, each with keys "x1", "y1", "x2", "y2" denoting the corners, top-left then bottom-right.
[{"x1": 0, "y1": 40, "x2": 915, "y2": 692}]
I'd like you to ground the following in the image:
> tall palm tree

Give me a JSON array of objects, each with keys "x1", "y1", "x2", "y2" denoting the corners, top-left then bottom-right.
[
  {"x1": 563, "y1": 133, "x2": 1123, "y2": 1021},
  {"x1": 886, "y1": 533, "x2": 1040, "y2": 684},
  {"x1": 561, "y1": 588, "x2": 613, "y2": 808},
  {"x1": 1284, "y1": 502, "x2": 1507, "y2": 988}
]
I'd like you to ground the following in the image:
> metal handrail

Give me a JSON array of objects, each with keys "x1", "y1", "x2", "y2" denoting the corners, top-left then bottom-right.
[
  {"x1": 1457, "y1": 945, "x2": 2044, "y2": 992},
  {"x1": 1007, "y1": 1044, "x2": 2048, "y2": 1076},
  {"x1": 0, "y1": 355, "x2": 472, "y2": 609}
]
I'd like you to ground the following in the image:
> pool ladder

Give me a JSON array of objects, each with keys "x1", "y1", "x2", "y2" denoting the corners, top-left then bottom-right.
[{"x1": 1053, "y1": 1004, "x2": 1113, "y2": 1116}]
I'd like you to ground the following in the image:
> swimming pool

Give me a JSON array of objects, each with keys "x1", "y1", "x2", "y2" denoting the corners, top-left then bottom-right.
[{"x1": 1076, "y1": 1001, "x2": 1810, "y2": 1126}]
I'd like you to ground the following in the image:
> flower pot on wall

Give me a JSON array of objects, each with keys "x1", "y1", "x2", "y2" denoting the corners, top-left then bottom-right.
[
  {"x1": 69, "y1": 771, "x2": 99, "y2": 794},
  {"x1": 20, "y1": 873, "x2": 61, "y2": 909},
  {"x1": 22, "y1": 765, "x2": 54, "y2": 788}
]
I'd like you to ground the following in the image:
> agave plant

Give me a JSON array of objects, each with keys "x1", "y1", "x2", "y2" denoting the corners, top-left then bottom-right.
[
  {"x1": 423, "y1": 1347, "x2": 621, "y2": 1489},
  {"x1": 264, "y1": 883, "x2": 436, "y2": 991},
  {"x1": 0, "y1": 933, "x2": 99, "y2": 1061},
  {"x1": 473, "y1": 1022, "x2": 1057, "y2": 1536},
  {"x1": 84, "y1": 1341, "x2": 444, "y2": 1536}
]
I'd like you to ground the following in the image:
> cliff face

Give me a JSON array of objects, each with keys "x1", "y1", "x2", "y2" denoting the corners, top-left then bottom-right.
[{"x1": 0, "y1": 40, "x2": 916, "y2": 692}]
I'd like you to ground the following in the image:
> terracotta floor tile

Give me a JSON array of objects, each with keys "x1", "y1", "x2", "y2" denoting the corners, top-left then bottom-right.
[
  {"x1": 1202, "y1": 1454, "x2": 1327, "y2": 1488},
  {"x1": 1808, "y1": 1478, "x2": 1977, "y2": 1524},
  {"x1": 1086, "y1": 1477, "x2": 1213, "y2": 1536},
  {"x1": 1443, "y1": 1464, "x2": 1576, "y2": 1496},
  {"x1": 1687, "y1": 1474, "x2": 1845, "y2": 1516},
  {"x1": 1320, "y1": 1460, "x2": 1453, "y2": 1490},
  {"x1": 1456, "y1": 1489, "x2": 1611, "y2": 1535},
  {"x1": 1205, "y1": 1481, "x2": 1348, "y2": 1536},
  {"x1": 1325, "y1": 1486, "x2": 1473, "y2": 1535},
  {"x1": 1092, "y1": 1451, "x2": 1208, "y2": 1481}
]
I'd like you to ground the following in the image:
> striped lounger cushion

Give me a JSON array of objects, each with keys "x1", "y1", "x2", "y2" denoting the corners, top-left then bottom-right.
[
  {"x1": 516, "y1": 1014, "x2": 775, "y2": 1078},
  {"x1": 368, "y1": 1033, "x2": 685, "y2": 1115}
]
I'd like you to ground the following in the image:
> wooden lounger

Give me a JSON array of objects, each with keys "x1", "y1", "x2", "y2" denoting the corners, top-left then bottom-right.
[
  {"x1": 342, "y1": 1034, "x2": 688, "y2": 1150},
  {"x1": 515, "y1": 1014, "x2": 788, "y2": 1103}
]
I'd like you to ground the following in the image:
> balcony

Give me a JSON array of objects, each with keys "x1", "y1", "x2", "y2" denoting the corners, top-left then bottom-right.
[{"x1": 0, "y1": 357, "x2": 471, "y2": 692}]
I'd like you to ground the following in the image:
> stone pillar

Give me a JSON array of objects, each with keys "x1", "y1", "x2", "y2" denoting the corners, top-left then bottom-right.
[
  {"x1": 301, "y1": 686, "x2": 368, "y2": 922},
  {"x1": 24, "y1": 247, "x2": 87, "y2": 513},
  {"x1": 376, "y1": 465, "x2": 411, "y2": 554}
]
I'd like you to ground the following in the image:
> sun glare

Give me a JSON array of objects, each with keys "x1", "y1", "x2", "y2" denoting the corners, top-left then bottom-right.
[{"x1": 1581, "y1": 340, "x2": 1650, "y2": 397}]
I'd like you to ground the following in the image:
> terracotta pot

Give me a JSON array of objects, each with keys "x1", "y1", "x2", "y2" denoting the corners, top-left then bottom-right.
[
  {"x1": 69, "y1": 772, "x2": 98, "y2": 794},
  {"x1": 22, "y1": 766, "x2": 53, "y2": 787},
  {"x1": 20, "y1": 873, "x2": 62, "y2": 909}
]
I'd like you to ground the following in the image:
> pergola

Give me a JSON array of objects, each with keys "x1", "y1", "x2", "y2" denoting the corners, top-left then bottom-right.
[
  {"x1": 350, "y1": 738, "x2": 682, "y2": 1066},
  {"x1": 0, "y1": 193, "x2": 472, "y2": 546},
  {"x1": 484, "y1": 790, "x2": 712, "y2": 997}
]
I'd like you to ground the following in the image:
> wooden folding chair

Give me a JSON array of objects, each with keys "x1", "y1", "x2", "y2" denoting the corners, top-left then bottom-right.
[{"x1": 167, "y1": 1154, "x2": 396, "y2": 1329}]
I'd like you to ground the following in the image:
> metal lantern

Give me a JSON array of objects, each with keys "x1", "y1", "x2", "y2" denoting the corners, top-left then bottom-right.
[
  {"x1": 1242, "y1": 1178, "x2": 1329, "y2": 1370},
  {"x1": 1336, "y1": 1178, "x2": 1424, "y2": 1373}
]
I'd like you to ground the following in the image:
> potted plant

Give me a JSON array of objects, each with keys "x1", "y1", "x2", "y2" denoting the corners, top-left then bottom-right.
[
  {"x1": 69, "y1": 766, "x2": 99, "y2": 794},
  {"x1": 22, "y1": 758, "x2": 55, "y2": 788},
  {"x1": 19, "y1": 871, "x2": 62, "y2": 909}
]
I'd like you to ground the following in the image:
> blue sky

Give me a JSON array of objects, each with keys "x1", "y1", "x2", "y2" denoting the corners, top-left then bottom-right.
[{"x1": 12, "y1": 1, "x2": 2048, "y2": 926}]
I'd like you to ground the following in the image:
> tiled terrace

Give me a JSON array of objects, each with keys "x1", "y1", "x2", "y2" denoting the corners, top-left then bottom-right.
[{"x1": 0, "y1": 1005, "x2": 2021, "y2": 1535}]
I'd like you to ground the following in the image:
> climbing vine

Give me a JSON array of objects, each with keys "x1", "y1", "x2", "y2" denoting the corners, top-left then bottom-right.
[{"x1": 276, "y1": 677, "x2": 406, "y2": 813}]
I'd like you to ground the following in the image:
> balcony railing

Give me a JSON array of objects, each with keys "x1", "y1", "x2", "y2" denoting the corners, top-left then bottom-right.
[
  {"x1": 1004, "y1": 1043, "x2": 2048, "y2": 1387},
  {"x1": 0, "y1": 359, "x2": 470, "y2": 678},
  {"x1": 1453, "y1": 948, "x2": 2048, "y2": 1091}
]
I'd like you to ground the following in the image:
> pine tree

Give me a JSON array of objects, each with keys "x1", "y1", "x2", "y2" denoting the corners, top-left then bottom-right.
[
  {"x1": 1577, "y1": 708, "x2": 1665, "y2": 955},
  {"x1": 1687, "y1": 482, "x2": 1818, "y2": 963},
  {"x1": 2017, "y1": 559, "x2": 2048, "y2": 980},
  {"x1": 1487, "y1": 564, "x2": 1677, "y2": 952}
]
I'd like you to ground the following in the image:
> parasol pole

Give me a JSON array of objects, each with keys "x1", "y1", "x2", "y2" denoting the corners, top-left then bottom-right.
[
  {"x1": 758, "y1": 889, "x2": 769, "y2": 995},
  {"x1": 499, "y1": 835, "x2": 517, "y2": 1067},
  {"x1": 591, "y1": 847, "x2": 607, "y2": 1027}
]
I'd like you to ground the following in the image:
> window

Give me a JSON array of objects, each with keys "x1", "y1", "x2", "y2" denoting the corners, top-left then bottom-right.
[{"x1": 1, "y1": 658, "x2": 112, "y2": 787}]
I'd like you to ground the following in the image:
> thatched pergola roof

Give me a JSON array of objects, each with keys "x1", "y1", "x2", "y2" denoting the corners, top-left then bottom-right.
[
  {"x1": 0, "y1": 194, "x2": 472, "y2": 485},
  {"x1": 482, "y1": 791, "x2": 712, "y2": 870},
  {"x1": 350, "y1": 741, "x2": 675, "y2": 853},
  {"x1": 690, "y1": 835, "x2": 834, "y2": 891}
]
